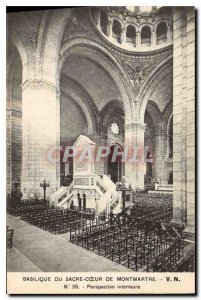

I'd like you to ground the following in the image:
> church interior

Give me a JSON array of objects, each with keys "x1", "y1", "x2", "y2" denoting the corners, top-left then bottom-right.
[{"x1": 6, "y1": 6, "x2": 195, "y2": 272}]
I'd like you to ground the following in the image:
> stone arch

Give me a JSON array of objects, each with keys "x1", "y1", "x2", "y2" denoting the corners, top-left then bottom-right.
[
  {"x1": 9, "y1": 30, "x2": 29, "y2": 82},
  {"x1": 126, "y1": 25, "x2": 136, "y2": 42},
  {"x1": 154, "y1": 19, "x2": 169, "y2": 30},
  {"x1": 100, "y1": 100, "x2": 125, "y2": 133},
  {"x1": 125, "y1": 22, "x2": 138, "y2": 32},
  {"x1": 156, "y1": 21, "x2": 168, "y2": 44},
  {"x1": 163, "y1": 101, "x2": 173, "y2": 131},
  {"x1": 60, "y1": 79, "x2": 98, "y2": 135},
  {"x1": 141, "y1": 25, "x2": 152, "y2": 45},
  {"x1": 139, "y1": 23, "x2": 154, "y2": 32},
  {"x1": 41, "y1": 8, "x2": 73, "y2": 84},
  {"x1": 137, "y1": 55, "x2": 172, "y2": 124},
  {"x1": 111, "y1": 16, "x2": 124, "y2": 29},
  {"x1": 145, "y1": 100, "x2": 162, "y2": 125},
  {"x1": 58, "y1": 38, "x2": 134, "y2": 123},
  {"x1": 112, "y1": 19, "x2": 122, "y2": 43},
  {"x1": 35, "y1": 10, "x2": 50, "y2": 77}
]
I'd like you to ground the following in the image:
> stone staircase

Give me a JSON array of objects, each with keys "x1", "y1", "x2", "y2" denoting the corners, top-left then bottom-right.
[{"x1": 51, "y1": 174, "x2": 122, "y2": 216}]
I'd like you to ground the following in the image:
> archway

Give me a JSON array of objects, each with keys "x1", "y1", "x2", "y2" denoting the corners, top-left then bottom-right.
[
  {"x1": 108, "y1": 145, "x2": 123, "y2": 183},
  {"x1": 59, "y1": 40, "x2": 130, "y2": 182}
]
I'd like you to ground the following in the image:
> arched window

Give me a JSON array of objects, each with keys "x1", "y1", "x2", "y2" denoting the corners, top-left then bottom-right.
[
  {"x1": 156, "y1": 22, "x2": 167, "y2": 44},
  {"x1": 100, "y1": 11, "x2": 109, "y2": 36},
  {"x1": 112, "y1": 20, "x2": 122, "y2": 43},
  {"x1": 126, "y1": 25, "x2": 136, "y2": 45},
  {"x1": 141, "y1": 26, "x2": 151, "y2": 45}
]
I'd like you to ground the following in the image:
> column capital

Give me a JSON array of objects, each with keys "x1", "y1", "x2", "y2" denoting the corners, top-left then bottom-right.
[
  {"x1": 7, "y1": 108, "x2": 22, "y2": 118},
  {"x1": 21, "y1": 78, "x2": 60, "y2": 95}
]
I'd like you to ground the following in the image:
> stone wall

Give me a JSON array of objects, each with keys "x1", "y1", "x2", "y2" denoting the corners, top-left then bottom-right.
[{"x1": 172, "y1": 7, "x2": 195, "y2": 240}]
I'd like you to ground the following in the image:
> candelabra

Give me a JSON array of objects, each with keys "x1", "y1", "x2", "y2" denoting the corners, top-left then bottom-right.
[
  {"x1": 12, "y1": 178, "x2": 20, "y2": 191},
  {"x1": 116, "y1": 177, "x2": 132, "y2": 212},
  {"x1": 40, "y1": 179, "x2": 49, "y2": 201}
]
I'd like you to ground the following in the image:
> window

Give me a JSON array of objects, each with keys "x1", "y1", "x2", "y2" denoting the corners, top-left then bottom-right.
[
  {"x1": 100, "y1": 11, "x2": 109, "y2": 36},
  {"x1": 126, "y1": 25, "x2": 136, "y2": 45},
  {"x1": 112, "y1": 20, "x2": 122, "y2": 43},
  {"x1": 141, "y1": 26, "x2": 151, "y2": 45},
  {"x1": 156, "y1": 22, "x2": 167, "y2": 44}
]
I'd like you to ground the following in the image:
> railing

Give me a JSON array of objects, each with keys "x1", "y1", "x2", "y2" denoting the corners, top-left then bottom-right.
[
  {"x1": 51, "y1": 182, "x2": 74, "y2": 207},
  {"x1": 52, "y1": 173, "x2": 125, "y2": 215},
  {"x1": 73, "y1": 174, "x2": 109, "y2": 197},
  {"x1": 109, "y1": 192, "x2": 122, "y2": 213}
]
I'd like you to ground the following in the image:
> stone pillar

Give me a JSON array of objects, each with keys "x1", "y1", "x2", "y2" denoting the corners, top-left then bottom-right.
[
  {"x1": 120, "y1": 27, "x2": 126, "y2": 44},
  {"x1": 152, "y1": 29, "x2": 157, "y2": 46},
  {"x1": 172, "y1": 7, "x2": 187, "y2": 225},
  {"x1": 125, "y1": 123, "x2": 145, "y2": 190},
  {"x1": 136, "y1": 31, "x2": 141, "y2": 46},
  {"x1": 184, "y1": 7, "x2": 195, "y2": 240},
  {"x1": 153, "y1": 123, "x2": 163, "y2": 183},
  {"x1": 172, "y1": 7, "x2": 195, "y2": 242},
  {"x1": 167, "y1": 25, "x2": 171, "y2": 41},
  {"x1": 106, "y1": 21, "x2": 110, "y2": 37},
  {"x1": 21, "y1": 79, "x2": 60, "y2": 200}
]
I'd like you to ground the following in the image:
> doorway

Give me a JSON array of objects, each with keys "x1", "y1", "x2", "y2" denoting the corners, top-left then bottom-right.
[{"x1": 107, "y1": 145, "x2": 123, "y2": 183}]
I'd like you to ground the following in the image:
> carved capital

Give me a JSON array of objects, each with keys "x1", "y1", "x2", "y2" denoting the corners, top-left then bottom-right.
[
  {"x1": 21, "y1": 79, "x2": 60, "y2": 94},
  {"x1": 7, "y1": 108, "x2": 22, "y2": 118}
]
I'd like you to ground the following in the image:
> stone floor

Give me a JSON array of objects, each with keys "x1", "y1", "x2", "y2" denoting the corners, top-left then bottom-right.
[{"x1": 7, "y1": 214, "x2": 132, "y2": 272}]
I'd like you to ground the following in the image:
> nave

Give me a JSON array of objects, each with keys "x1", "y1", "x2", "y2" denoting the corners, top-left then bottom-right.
[
  {"x1": 7, "y1": 213, "x2": 130, "y2": 272},
  {"x1": 7, "y1": 193, "x2": 195, "y2": 273}
]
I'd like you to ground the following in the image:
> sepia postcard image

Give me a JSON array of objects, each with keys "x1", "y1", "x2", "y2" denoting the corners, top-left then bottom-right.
[{"x1": 6, "y1": 5, "x2": 196, "y2": 295}]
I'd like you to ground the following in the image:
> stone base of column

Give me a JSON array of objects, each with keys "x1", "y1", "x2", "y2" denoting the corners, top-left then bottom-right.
[
  {"x1": 169, "y1": 219, "x2": 186, "y2": 242},
  {"x1": 183, "y1": 227, "x2": 195, "y2": 242}
]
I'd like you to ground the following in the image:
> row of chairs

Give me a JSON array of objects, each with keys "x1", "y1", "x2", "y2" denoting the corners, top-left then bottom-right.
[
  {"x1": 152, "y1": 237, "x2": 184, "y2": 272},
  {"x1": 131, "y1": 193, "x2": 173, "y2": 222},
  {"x1": 6, "y1": 226, "x2": 14, "y2": 248},
  {"x1": 70, "y1": 214, "x2": 182, "y2": 272},
  {"x1": 20, "y1": 205, "x2": 95, "y2": 234},
  {"x1": 172, "y1": 247, "x2": 195, "y2": 272},
  {"x1": 7, "y1": 199, "x2": 49, "y2": 216}
]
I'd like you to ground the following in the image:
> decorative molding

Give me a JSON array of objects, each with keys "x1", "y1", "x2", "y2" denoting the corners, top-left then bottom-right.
[
  {"x1": 21, "y1": 79, "x2": 60, "y2": 94},
  {"x1": 125, "y1": 122, "x2": 145, "y2": 131},
  {"x1": 88, "y1": 7, "x2": 173, "y2": 58},
  {"x1": 7, "y1": 108, "x2": 22, "y2": 118}
]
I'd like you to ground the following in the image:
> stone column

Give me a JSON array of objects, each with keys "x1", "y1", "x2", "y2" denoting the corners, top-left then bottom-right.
[
  {"x1": 136, "y1": 31, "x2": 141, "y2": 46},
  {"x1": 152, "y1": 29, "x2": 157, "y2": 46},
  {"x1": 183, "y1": 7, "x2": 195, "y2": 240},
  {"x1": 21, "y1": 79, "x2": 60, "y2": 200},
  {"x1": 120, "y1": 27, "x2": 126, "y2": 44},
  {"x1": 125, "y1": 123, "x2": 145, "y2": 191},
  {"x1": 172, "y1": 8, "x2": 187, "y2": 226},
  {"x1": 167, "y1": 25, "x2": 171, "y2": 41},
  {"x1": 153, "y1": 123, "x2": 163, "y2": 183},
  {"x1": 108, "y1": 21, "x2": 113, "y2": 39}
]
